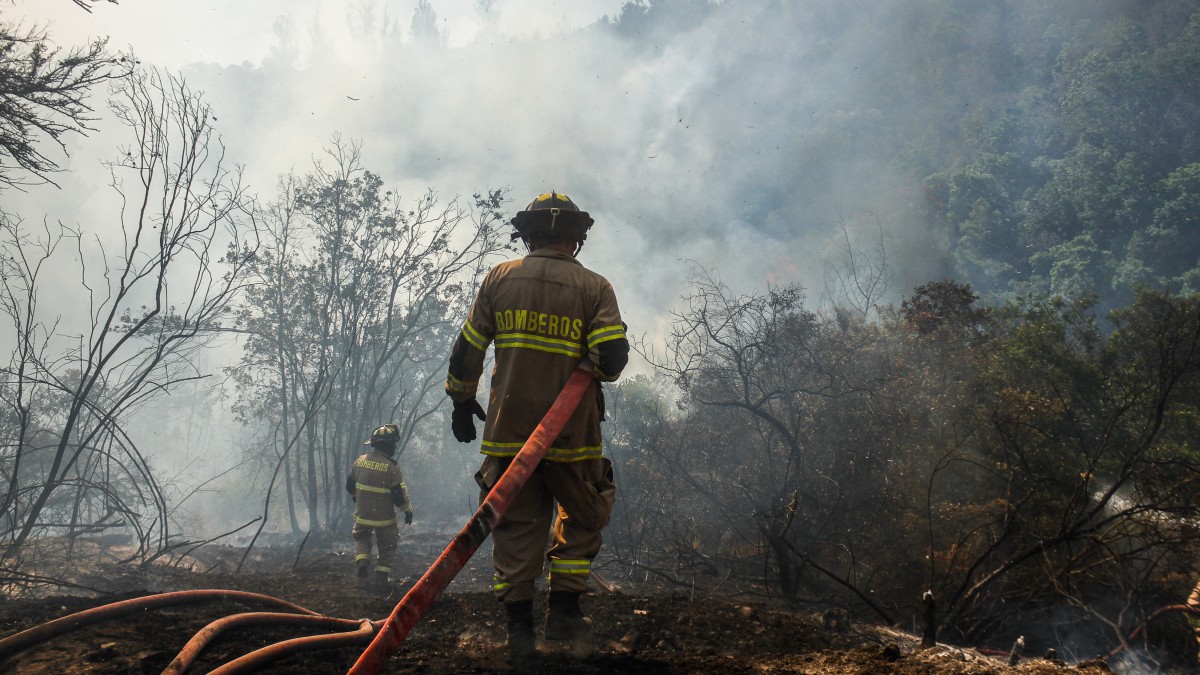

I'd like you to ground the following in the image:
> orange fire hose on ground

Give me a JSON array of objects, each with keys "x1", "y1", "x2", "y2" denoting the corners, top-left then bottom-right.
[
  {"x1": 163, "y1": 612, "x2": 370, "y2": 674},
  {"x1": 0, "y1": 589, "x2": 320, "y2": 662},
  {"x1": 0, "y1": 366, "x2": 593, "y2": 674},
  {"x1": 347, "y1": 364, "x2": 595, "y2": 675},
  {"x1": 208, "y1": 618, "x2": 378, "y2": 675}
]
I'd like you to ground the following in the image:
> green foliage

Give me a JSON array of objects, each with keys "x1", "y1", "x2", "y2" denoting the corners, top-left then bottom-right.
[
  {"x1": 904, "y1": 2, "x2": 1200, "y2": 310},
  {"x1": 900, "y1": 279, "x2": 990, "y2": 338},
  {"x1": 1120, "y1": 163, "x2": 1200, "y2": 292},
  {"x1": 619, "y1": 272, "x2": 1200, "y2": 661}
]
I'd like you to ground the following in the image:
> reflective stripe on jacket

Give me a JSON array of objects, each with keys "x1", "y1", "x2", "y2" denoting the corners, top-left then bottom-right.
[
  {"x1": 348, "y1": 450, "x2": 410, "y2": 525},
  {"x1": 446, "y1": 249, "x2": 626, "y2": 461}
]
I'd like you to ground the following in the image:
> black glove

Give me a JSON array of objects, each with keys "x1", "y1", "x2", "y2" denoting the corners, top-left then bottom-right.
[
  {"x1": 452, "y1": 398, "x2": 486, "y2": 442},
  {"x1": 404, "y1": 511, "x2": 414, "y2": 525}
]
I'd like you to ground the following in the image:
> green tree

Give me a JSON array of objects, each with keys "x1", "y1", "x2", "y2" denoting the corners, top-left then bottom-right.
[
  {"x1": 908, "y1": 3, "x2": 1200, "y2": 309},
  {"x1": 409, "y1": 0, "x2": 443, "y2": 47},
  {"x1": 928, "y1": 289, "x2": 1200, "y2": 657},
  {"x1": 1120, "y1": 163, "x2": 1200, "y2": 292},
  {"x1": 900, "y1": 279, "x2": 990, "y2": 338}
]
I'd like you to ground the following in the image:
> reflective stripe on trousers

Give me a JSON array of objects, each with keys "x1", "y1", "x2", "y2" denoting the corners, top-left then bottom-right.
[{"x1": 548, "y1": 557, "x2": 592, "y2": 578}]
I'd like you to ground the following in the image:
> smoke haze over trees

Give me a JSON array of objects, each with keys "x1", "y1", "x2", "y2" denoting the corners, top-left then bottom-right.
[
  {"x1": 2, "y1": 0, "x2": 1200, "y2": 668},
  {"x1": 225, "y1": 138, "x2": 507, "y2": 544}
]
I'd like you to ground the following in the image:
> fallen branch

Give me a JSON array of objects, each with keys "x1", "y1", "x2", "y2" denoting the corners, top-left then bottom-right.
[
  {"x1": 703, "y1": 568, "x2": 734, "y2": 602},
  {"x1": 173, "y1": 518, "x2": 263, "y2": 569},
  {"x1": 1106, "y1": 604, "x2": 1200, "y2": 659},
  {"x1": 292, "y1": 530, "x2": 312, "y2": 573},
  {"x1": 779, "y1": 535, "x2": 896, "y2": 625},
  {"x1": 0, "y1": 569, "x2": 112, "y2": 595}
]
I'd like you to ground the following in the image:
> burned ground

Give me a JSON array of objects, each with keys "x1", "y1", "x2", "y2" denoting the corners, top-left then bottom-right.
[{"x1": 0, "y1": 532, "x2": 1126, "y2": 674}]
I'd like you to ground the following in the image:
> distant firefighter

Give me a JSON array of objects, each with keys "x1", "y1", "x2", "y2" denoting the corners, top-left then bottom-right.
[{"x1": 345, "y1": 424, "x2": 414, "y2": 596}]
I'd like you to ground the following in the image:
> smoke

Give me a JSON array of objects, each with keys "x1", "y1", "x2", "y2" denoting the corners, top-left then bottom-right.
[
  {"x1": 10, "y1": 0, "x2": 975, "y2": 340},
  {"x1": 1111, "y1": 650, "x2": 1173, "y2": 675},
  {"x1": 4, "y1": 0, "x2": 1097, "y2": 534}
]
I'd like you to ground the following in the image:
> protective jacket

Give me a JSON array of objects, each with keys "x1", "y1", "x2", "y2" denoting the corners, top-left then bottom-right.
[
  {"x1": 446, "y1": 249, "x2": 627, "y2": 461},
  {"x1": 345, "y1": 450, "x2": 411, "y2": 526}
]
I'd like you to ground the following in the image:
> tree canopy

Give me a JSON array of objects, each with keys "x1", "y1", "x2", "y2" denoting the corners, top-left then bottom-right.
[{"x1": 0, "y1": 20, "x2": 122, "y2": 189}]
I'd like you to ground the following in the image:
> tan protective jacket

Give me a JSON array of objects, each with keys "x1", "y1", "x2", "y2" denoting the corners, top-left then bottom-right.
[
  {"x1": 446, "y1": 249, "x2": 626, "y2": 461},
  {"x1": 348, "y1": 450, "x2": 411, "y2": 526}
]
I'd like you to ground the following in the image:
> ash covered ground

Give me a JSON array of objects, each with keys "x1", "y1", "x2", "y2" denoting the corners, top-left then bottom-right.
[{"x1": 0, "y1": 531, "x2": 1128, "y2": 674}]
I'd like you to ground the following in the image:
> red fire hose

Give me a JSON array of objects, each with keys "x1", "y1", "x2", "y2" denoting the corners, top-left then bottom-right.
[
  {"x1": 347, "y1": 364, "x2": 595, "y2": 674},
  {"x1": 209, "y1": 619, "x2": 378, "y2": 675},
  {"x1": 163, "y1": 612, "x2": 370, "y2": 674},
  {"x1": 0, "y1": 589, "x2": 319, "y2": 662}
]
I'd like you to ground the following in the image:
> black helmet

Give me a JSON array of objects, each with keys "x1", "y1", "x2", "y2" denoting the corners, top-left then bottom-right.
[
  {"x1": 364, "y1": 424, "x2": 400, "y2": 447},
  {"x1": 510, "y1": 191, "x2": 594, "y2": 244}
]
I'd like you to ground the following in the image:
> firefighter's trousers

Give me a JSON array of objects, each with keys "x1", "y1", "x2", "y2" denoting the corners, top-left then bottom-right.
[
  {"x1": 1189, "y1": 579, "x2": 1200, "y2": 659},
  {"x1": 476, "y1": 455, "x2": 616, "y2": 604},
  {"x1": 352, "y1": 521, "x2": 399, "y2": 575}
]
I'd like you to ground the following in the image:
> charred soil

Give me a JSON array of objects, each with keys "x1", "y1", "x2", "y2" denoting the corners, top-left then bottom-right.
[{"x1": 0, "y1": 532, "x2": 1116, "y2": 674}]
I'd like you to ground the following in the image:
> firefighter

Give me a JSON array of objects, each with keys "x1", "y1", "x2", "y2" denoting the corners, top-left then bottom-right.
[
  {"x1": 1189, "y1": 578, "x2": 1200, "y2": 660},
  {"x1": 445, "y1": 191, "x2": 628, "y2": 659},
  {"x1": 345, "y1": 424, "x2": 414, "y2": 596}
]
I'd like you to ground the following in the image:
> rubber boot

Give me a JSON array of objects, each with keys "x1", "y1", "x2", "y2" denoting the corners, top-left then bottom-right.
[
  {"x1": 374, "y1": 571, "x2": 392, "y2": 598},
  {"x1": 544, "y1": 591, "x2": 592, "y2": 653},
  {"x1": 504, "y1": 600, "x2": 536, "y2": 661},
  {"x1": 355, "y1": 560, "x2": 370, "y2": 591}
]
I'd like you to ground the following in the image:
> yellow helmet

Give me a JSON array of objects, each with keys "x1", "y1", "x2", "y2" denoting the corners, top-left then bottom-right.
[
  {"x1": 510, "y1": 191, "x2": 593, "y2": 243},
  {"x1": 364, "y1": 424, "x2": 400, "y2": 446}
]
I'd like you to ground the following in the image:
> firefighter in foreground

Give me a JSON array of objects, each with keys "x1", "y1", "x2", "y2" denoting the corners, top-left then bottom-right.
[
  {"x1": 445, "y1": 191, "x2": 629, "y2": 658},
  {"x1": 346, "y1": 424, "x2": 414, "y2": 596}
]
